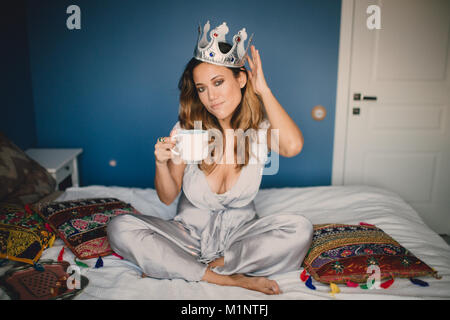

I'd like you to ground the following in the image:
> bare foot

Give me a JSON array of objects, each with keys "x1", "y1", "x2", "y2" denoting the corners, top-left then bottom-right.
[
  {"x1": 201, "y1": 264, "x2": 281, "y2": 295},
  {"x1": 208, "y1": 256, "x2": 225, "y2": 268},
  {"x1": 230, "y1": 274, "x2": 281, "y2": 295}
]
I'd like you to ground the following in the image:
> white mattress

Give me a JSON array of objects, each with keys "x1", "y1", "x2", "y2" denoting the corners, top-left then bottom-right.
[{"x1": 2, "y1": 185, "x2": 449, "y2": 300}]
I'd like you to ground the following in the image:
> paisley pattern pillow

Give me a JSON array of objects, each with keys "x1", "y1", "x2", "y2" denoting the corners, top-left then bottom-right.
[
  {"x1": 0, "y1": 203, "x2": 55, "y2": 264},
  {"x1": 37, "y1": 198, "x2": 141, "y2": 260},
  {"x1": 302, "y1": 223, "x2": 439, "y2": 284}
]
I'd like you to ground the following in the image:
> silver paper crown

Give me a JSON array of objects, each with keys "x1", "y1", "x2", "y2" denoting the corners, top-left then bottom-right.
[{"x1": 194, "y1": 20, "x2": 254, "y2": 68}]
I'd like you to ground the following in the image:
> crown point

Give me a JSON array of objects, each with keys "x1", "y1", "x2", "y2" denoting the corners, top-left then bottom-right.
[{"x1": 194, "y1": 20, "x2": 252, "y2": 68}]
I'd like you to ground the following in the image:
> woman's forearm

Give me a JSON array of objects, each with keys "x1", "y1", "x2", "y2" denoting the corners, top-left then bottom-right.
[
  {"x1": 259, "y1": 88, "x2": 304, "y2": 157},
  {"x1": 154, "y1": 161, "x2": 179, "y2": 205}
]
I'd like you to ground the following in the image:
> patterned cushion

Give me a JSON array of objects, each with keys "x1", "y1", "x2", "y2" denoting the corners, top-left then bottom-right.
[
  {"x1": 0, "y1": 203, "x2": 55, "y2": 264},
  {"x1": 0, "y1": 132, "x2": 56, "y2": 205},
  {"x1": 37, "y1": 198, "x2": 141, "y2": 260},
  {"x1": 302, "y1": 223, "x2": 438, "y2": 284}
]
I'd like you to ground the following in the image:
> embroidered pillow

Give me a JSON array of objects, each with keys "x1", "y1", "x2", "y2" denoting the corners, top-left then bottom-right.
[
  {"x1": 37, "y1": 198, "x2": 140, "y2": 260},
  {"x1": 0, "y1": 203, "x2": 55, "y2": 264},
  {"x1": 302, "y1": 223, "x2": 439, "y2": 284}
]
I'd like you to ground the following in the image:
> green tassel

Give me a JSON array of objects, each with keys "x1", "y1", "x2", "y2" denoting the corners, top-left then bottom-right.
[
  {"x1": 360, "y1": 278, "x2": 375, "y2": 289},
  {"x1": 75, "y1": 258, "x2": 89, "y2": 268}
]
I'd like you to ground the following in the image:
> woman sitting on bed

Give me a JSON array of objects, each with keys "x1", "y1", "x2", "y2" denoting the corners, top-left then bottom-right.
[{"x1": 107, "y1": 21, "x2": 313, "y2": 295}]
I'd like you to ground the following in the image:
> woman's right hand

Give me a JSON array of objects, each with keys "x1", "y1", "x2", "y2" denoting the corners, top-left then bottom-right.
[{"x1": 154, "y1": 130, "x2": 178, "y2": 165}]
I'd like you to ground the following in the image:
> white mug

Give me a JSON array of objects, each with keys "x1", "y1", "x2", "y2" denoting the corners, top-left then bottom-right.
[{"x1": 170, "y1": 129, "x2": 209, "y2": 163}]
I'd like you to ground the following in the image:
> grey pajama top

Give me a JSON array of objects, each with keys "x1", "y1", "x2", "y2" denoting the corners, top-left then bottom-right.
[{"x1": 107, "y1": 120, "x2": 313, "y2": 281}]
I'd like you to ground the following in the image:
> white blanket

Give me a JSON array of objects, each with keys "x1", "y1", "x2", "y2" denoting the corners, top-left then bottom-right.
[{"x1": 2, "y1": 185, "x2": 449, "y2": 300}]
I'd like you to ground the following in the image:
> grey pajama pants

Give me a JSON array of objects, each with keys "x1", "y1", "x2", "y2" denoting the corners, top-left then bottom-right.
[{"x1": 107, "y1": 213, "x2": 313, "y2": 282}]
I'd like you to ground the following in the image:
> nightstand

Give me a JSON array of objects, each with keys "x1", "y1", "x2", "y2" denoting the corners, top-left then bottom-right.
[{"x1": 25, "y1": 148, "x2": 83, "y2": 191}]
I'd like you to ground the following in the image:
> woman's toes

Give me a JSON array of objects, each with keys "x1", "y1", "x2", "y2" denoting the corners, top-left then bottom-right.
[
  {"x1": 257, "y1": 278, "x2": 280, "y2": 295},
  {"x1": 268, "y1": 279, "x2": 281, "y2": 294}
]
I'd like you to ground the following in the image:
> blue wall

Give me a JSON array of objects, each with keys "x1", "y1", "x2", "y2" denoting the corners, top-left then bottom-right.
[
  {"x1": 25, "y1": 0, "x2": 341, "y2": 188},
  {"x1": 1, "y1": 0, "x2": 37, "y2": 151}
]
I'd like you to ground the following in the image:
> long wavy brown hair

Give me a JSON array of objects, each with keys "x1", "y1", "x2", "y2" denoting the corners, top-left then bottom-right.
[{"x1": 178, "y1": 42, "x2": 265, "y2": 174}]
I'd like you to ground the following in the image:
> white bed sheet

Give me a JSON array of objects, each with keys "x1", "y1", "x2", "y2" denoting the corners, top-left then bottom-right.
[{"x1": 2, "y1": 185, "x2": 449, "y2": 300}]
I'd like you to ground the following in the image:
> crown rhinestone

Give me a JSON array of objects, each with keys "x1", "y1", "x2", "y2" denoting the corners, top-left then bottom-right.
[{"x1": 194, "y1": 20, "x2": 254, "y2": 68}]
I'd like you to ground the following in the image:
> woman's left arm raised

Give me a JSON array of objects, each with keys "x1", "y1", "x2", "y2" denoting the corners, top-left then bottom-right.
[{"x1": 246, "y1": 45, "x2": 304, "y2": 158}]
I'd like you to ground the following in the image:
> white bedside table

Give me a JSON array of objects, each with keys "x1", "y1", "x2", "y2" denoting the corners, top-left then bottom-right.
[{"x1": 25, "y1": 148, "x2": 83, "y2": 190}]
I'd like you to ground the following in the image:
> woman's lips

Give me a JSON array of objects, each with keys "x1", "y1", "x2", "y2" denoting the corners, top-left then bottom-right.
[{"x1": 211, "y1": 102, "x2": 224, "y2": 109}]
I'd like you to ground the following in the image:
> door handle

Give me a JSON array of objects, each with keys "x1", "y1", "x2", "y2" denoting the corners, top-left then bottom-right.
[{"x1": 353, "y1": 93, "x2": 377, "y2": 101}]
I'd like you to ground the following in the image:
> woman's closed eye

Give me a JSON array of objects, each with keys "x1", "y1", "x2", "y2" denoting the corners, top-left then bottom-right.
[{"x1": 197, "y1": 80, "x2": 224, "y2": 93}]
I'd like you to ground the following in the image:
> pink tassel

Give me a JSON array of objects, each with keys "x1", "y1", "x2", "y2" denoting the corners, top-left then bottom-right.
[
  {"x1": 57, "y1": 247, "x2": 65, "y2": 262},
  {"x1": 346, "y1": 280, "x2": 359, "y2": 288},
  {"x1": 380, "y1": 277, "x2": 395, "y2": 289},
  {"x1": 112, "y1": 252, "x2": 124, "y2": 260},
  {"x1": 360, "y1": 222, "x2": 375, "y2": 227},
  {"x1": 24, "y1": 204, "x2": 33, "y2": 214},
  {"x1": 44, "y1": 223, "x2": 53, "y2": 233},
  {"x1": 300, "y1": 269, "x2": 309, "y2": 282}
]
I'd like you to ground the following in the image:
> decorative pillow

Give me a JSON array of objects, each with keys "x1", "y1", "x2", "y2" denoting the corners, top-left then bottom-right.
[
  {"x1": 0, "y1": 132, "x2": 56, "y2": 205},
  {"x1": 302, "y1": 223, "x2": 439, "y2": 284},
  {"x1": 37, "y1": 198, "x2": 141, "y2": 260},
  {"x1": 0, "y1": 203, "x2": 55, "y2": 265}
]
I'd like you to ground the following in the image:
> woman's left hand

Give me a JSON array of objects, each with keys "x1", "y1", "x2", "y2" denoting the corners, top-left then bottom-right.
[{"x1": 246, "y1": 45, "x2": 271, "y2": 97}]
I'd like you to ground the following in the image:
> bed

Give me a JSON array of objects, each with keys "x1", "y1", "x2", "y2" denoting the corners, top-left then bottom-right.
[{"x1": 2, "y1": 183, "x2": 448, "y2": 300}]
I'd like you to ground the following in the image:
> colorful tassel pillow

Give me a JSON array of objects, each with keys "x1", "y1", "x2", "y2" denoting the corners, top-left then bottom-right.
[
  {"x1": 37, "y1": 198, "x2": 141, "y2": 260},
  {"x1": 302, "y1": 223, "x2": 439, "y2": 284},
  {"x1": 0, "y1": 203, "x2": 55, "y2": 265}
]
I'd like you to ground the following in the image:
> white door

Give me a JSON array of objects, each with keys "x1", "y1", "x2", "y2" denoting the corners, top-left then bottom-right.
[{"x1": 342, "y1": 0, "x2": 450, "y2": 234}]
